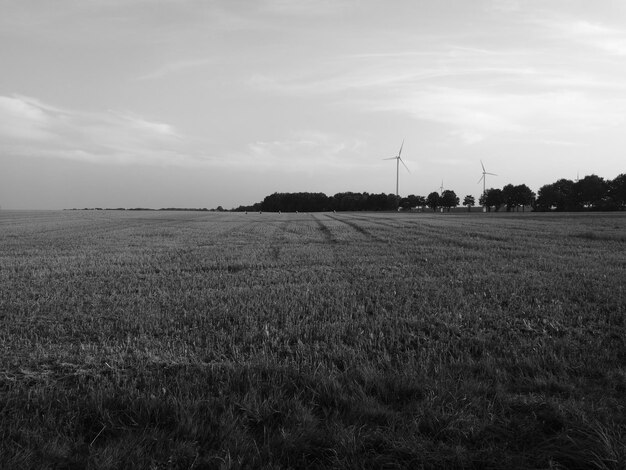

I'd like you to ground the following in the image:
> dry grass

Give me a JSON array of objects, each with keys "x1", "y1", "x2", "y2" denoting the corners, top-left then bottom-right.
[{"x1": 0, "y1": 210, "x2": 624, "y2": 469}]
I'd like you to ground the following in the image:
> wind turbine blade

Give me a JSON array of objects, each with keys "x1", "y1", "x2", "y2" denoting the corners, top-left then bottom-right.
[
  {"x1": 477, "y1": 175, "x2": 485, "y2": 184},
  {"x1": 383, "y1": 157, "x2": 397, "y2": 160},
  {"x1": 480, "y1": 160, "x2": 486, "y2": 172},
  {"x1": 398, "y1": 139, "x2": 404, "y2": 157},
  {"x1": 400, "y1": 157, "x2": 410, "y2": 173},
  {"x1": 486, "y1": 172, "x2": 497, "y2": 176}
]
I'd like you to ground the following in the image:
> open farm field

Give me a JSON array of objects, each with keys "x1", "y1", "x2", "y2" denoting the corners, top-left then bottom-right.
[{"x1": 1, "y1": 210, "x2": 625, "y2": 469}]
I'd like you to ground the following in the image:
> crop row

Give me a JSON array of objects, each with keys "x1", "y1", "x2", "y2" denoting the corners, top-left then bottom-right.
[{"x1": 0, "y1": 210, "x2": 624, "y2": 468}]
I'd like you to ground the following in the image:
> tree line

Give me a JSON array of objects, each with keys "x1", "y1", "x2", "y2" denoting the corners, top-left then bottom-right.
[
  {"x1": 480, "y1": 174, "x2": 626, "y2": 212},
  {"x1": 233, "y1": 191, "x2": 470, "y2": 212},
  {"x1": 234, "y1": 192, "x2": 402, "y2": 212},
  {"x1": 534, "y1": 174, "x2": 625, "y2": 211},
  {"x1": 233, "y1": 173, "x2": 625, "y2": 213}
]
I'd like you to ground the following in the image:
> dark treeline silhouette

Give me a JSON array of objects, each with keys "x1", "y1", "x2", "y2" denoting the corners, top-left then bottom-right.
[
  {"x1": 69, "y1": 207, "x2": 213, "y2": 211},
  {"x1": 233, "y1": 191, "x2": 463, "y2": 212},
  {"x1": 534, "y1": 174, "x2": 625, "y2": 211},
  {"x1": 424, "y1": 190, "x2": 461, "y2": 212},
  {"x1": 159, "y1": 207, "x2": 211, "y2": 211},
  {"x1": 479, "y1": 184, "x2": 536, "y2": 212},
  {"x1": 68, "y1": 173, "x2": 624, "y2": 213},
  {"x1": 478, "y1": 174, "x2": 626, "y2": 212},
  {"x1": 234, "y1": 192, "x2": 404, "y2": 212},
  {"x1": 235, "y1": 172, "x2": 624, "y2": 213}
]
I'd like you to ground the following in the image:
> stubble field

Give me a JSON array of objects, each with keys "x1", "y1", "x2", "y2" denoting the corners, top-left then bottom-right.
[{"x1": 0, "y1": 210, "x2": 625, "y2": 469}]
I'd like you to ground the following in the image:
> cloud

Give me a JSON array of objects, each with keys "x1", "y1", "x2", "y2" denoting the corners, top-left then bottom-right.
[
  {"x1": 249, "y1": 34, "x2": 626, "y2": 145},
  {"x1": 380, "y1": 86, "x2": 626, "y2": 143},
  {"x1": 488, "y1": 0, "x2": 522, "y2": 13},
  {"x1": 248, "y1": 55, "x2": 537, "y2": 98},
  {"x1": 0, "y1": 95, "x2": 53, "y2": 140},
  {"x1": 538, "y1": 18, "x2": 626, "y2": 56},
  {"x1": 0, "y1": 94, "x2": 196, "y2": 165},
  {"x1": 376, "y1": 87, "x2": 526, "y2": 141},
  {"x1": 135, "y1": 58, "x2": 213, "y2": 81},
  {"x1": 233, "y1": 130, "x2": 367, "y2": 171},
  {"x1": 451, "y1": 130, "x2": 486, "y2": 145},
  {"x1": 109, "y1": 111, "x2": 181, "y2": 137},
  {"x1": 260, "y1": 0, "x2": 351, "y2": 16}
]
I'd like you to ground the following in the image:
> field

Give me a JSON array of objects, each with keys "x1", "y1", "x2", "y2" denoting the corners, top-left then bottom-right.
[{"x1": 0, "y1": 210, "x2": 625, "y2": 469}]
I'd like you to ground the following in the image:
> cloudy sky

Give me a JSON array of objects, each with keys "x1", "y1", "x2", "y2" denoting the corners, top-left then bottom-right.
[{"x1": 1, "y1": 0, "x2": 625, "y2": 209}]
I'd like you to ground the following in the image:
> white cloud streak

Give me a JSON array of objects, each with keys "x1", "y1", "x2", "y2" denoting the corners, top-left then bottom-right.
[
  {"x1": 249, "y1": 31, "x2": 626, "y2": 144},
  {"x1": 380, "y1": 87, "x2": 626, "y2": 143},
  {"x1": 235, "y1": 130, "x2": 367, "y2": 171},
  {"x1": 260, "y1": 0, "x2": 353, "y2": 16},
  {"x1": 0, "y1": 94, "x2": 195, "y2": 165},
  {"x1": 537, "y1": 18, "x2": 626, "y2": 56},
  {"x1": 134, "y1": 58, "x2": 213, "y2": 81}
]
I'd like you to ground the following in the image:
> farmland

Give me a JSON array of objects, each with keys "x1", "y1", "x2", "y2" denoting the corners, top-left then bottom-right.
[{"x1": 0, "y1": 210, "x2": 625, "y2": 469}]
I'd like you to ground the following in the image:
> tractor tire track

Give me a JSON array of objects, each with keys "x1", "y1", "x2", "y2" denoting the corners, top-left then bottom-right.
[{"x1": 325, "y1": 213, "x2": 384, "y2": 242}]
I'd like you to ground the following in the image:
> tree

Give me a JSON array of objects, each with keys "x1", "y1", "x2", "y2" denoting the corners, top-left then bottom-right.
[
  {"x1": 463, "y1": 195, "x2": 475, "y2": 212},
  {"x1": 440, "y1": 190, "x2": 459, "y2": 212},
  {"x1": 479, "y1": 192, "x2": 487, "y2": 209},
  {"x1": 535, "y1": 179, "x2": 575, "y2": 211},
  {"x1": 414, "y1": 195, "x2": 426, "y2": 209},
  {"x1": 608, "y1": 173, "x2": 626, "y2": 209},
  {"x1": 573, "y1": 174, "x2": 608, "y2": 209},
  {"x1": 400, "y1": 194, "x2": 426, "y2": 210},
  {"x1": 481, "y1": 188, "x2": 504, "y2": 212},
  {"x1": 367, "y1": 193, "x2": 399, "y2": 210},
  {"x1": 426, "y1": 192, "x2": 440, "y2": 212},
  {"x1": 502, "y1": 184, "x2": 517, "y2": 211},
  {"x1": 502, "y1": 184, "x2": 535, "y2": 211},
  {"x1": 332, "y1": 192, "x2": 369, "y2": 211},
  {"x1": 260, "y1": 192, "x2": 330, "y2": 212},
  {"x1": 514, "y1": 184, "x2": 535, "y2": 211}
]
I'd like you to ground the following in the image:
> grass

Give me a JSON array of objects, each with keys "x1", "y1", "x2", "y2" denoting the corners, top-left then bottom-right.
[{"x1": 0, "y1": 210, "x2": 625, "y2": 469}]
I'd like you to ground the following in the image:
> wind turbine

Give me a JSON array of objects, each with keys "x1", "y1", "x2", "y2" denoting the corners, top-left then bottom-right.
[
  {"x1": 439, "y1": 180, "x2": 444, "y2": 195},
  {"x1": 383, "y1": 139, "x2": 410, "y2": 197},
  {"x1": 477, "y1": 160, "x2": 497, "y2": 196}
]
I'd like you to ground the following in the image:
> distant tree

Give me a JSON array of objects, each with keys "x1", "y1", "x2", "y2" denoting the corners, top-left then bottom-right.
[
  {"x1": 489, "y1": 189, "x2": 504, "y2": 211},
  {"x1": 535, "y1": 184, "x2": 553, "y2": 211},
  {"x1": 535, "y1": 179, "x2": 575, "y2": 211},
  {"x1": 608, "y1": 173, "x2": 626, "y2": 209},
  {"x1": 573, "y1": 174, "x2": 608, "y2": 209},
  {"x1": 514, "y1": 184, "x2": 536, "y2": 211},
  {"x1": 400, "y1": 194, "x2": 426, "y2": 210},
  {"x1": 233, "y1": 202, "x2": 261, "y2": 212},
  {"x1": 260, "y1": 192, "x2": 330, "y2": 212},
  {"x1": 502, "y1": 184, "x2": 536, "y2": 211},
  {"x1": 332, "y1": 192, "x2": 369, "y2": 211},
  {"x1": 478, "y1": 192, "x2": 487, "y2": 209},
  {"x1": 426, "y1": 192, "x2": 440, "y2": 212},
  {"x1": 463, "y1": 195, "x2": 475, "y2": 212},
  {"x1": 386, "y1": 193, "x2": 401, "y2": 210},
  {"x1": 367, "y1": 193, "x2": 385, "y2": 210},
  {"x1": 440, "y1": 190, "x2": 459, "y2": 212},
  {"x1": 502, "y1": 184, "x2": 517, "y2": 211},
  {"x1": 481, "y1": 188, "x2": 504, "y2": 212},
  {"x1": 365, "y1": 193, "x2": 399, "y2": 210}
]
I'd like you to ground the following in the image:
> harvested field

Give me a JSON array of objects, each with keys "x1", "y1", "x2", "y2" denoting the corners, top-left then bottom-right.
[{"x1": 0, "y1": 210, "x2": 624, "y2": 469}]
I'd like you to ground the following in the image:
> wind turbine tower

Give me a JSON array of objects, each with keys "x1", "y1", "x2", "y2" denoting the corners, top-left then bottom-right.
[
  {"x1": 478, "y1": 160, "x2": 497, "y2": 196},
  {"x1": 383, "y1": 140, "x2": 410, "y2": 197}
]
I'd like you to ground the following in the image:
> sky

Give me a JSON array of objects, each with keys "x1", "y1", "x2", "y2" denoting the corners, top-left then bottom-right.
[{"x1": 1, "y1": 0, "x2": 625, "y2": 210}]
